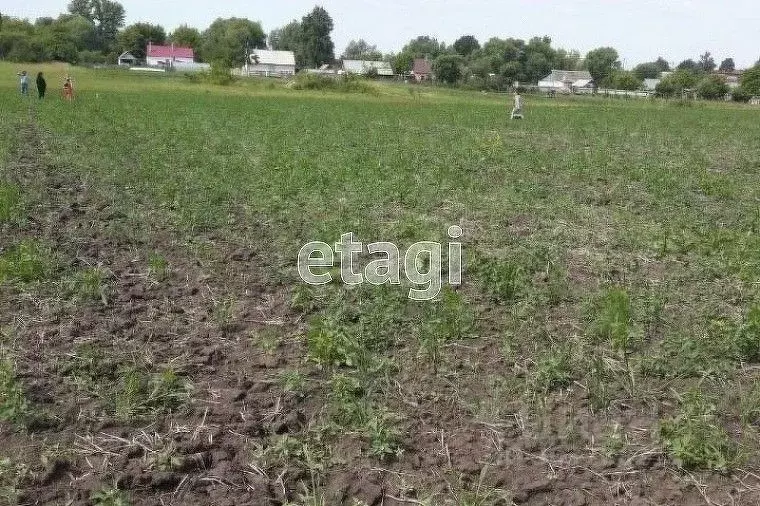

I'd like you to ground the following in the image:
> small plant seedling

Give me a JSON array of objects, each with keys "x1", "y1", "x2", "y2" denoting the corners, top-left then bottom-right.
[
  {"x1": 147, "y1": 252, "x2": 170, "y2": 281},
  {"x1": 278, "y1": 370, "x2": 307, "y2": 396},
  {"x1": 91, "y1": 487, "x2": 131, "y2": 506},
  {"x1": 365, "y1": 411, "x2": 404, "y2": 461}
]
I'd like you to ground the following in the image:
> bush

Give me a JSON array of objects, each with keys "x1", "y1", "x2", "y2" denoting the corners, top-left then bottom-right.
[
  {"x1": 732, "y1": 86, "x2": 751, "y2": 103},
  {"x1": 696, "y1": 75, "x2": 729, "y2": 100},
  {"x1": 433, "y1": 54, "x2": 464, "y2": 84},
  {"x1": 207, "y1": 61, "x2": 234, "y2": 86},
  {"x1": 290, "y1": 72, "x2": 375, "y2": 94},
  {"x1": 655, "y1": 69, "x2": 698, "y2": 98},
  {"x1": 610, "y1": 70, "x2": 643, "y2": 91},
  {"x1": 78, "y1": 50, "x2": 107, "y2": 65},
  {"x1": 739, "y1": 65, "x2": 760, "y2": 96}
]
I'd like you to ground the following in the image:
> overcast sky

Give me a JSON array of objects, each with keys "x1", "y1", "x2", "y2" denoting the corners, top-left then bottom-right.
[{"x1": 6, "y1": 0, "x2": 760, "y2": 68}]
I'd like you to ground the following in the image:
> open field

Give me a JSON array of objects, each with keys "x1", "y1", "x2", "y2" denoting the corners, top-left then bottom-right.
[{"x1": 2, "y1": 62, "x2": 760, "y2": 505}]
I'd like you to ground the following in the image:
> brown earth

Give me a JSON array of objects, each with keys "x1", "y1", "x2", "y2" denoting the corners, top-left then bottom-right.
[{"x1": 2, "y1": 114, "x2": 760, "y2": 506}]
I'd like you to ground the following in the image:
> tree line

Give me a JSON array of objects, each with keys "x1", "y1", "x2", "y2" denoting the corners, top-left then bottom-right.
[
  {"x1": 0, "y1": 2, "x2": 335, "y2": 69},
  {"x1": 2, "y1": 2, "x2": 759, "y2": 99}
]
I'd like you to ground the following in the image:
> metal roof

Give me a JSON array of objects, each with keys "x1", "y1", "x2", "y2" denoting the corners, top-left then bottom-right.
[
  {"x1": 147, "y1": 44, "x2": 194, "y2": 59},
  {"x1": 343, "y1": 60, "x2": 393, "y2": 76},
  {"x1": 250, "y1": 50, "x2": 296, "y2": 66},
  {"x1": 572, "y1": 79, "x2": 593, "y2": 87},
  {"x1": 541, "y1": 70, "x2": 592, "y2": 83}
]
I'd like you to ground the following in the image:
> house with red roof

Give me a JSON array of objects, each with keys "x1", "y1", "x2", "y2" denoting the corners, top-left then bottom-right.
[
  {"x1": 146, "y1": 42, "x2": 195, "y2": 68},
  {"x1": 411, "y1": 58, "x2": 433, "y2": 82}
]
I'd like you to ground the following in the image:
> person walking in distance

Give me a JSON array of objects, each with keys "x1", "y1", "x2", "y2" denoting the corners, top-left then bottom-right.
[
  {"x1": 36, "y1": 72, "x2": 47, "y2": 99},
  {"x1": 511, "y1": 91, "x2": 524, "y2": 120},
  {"x1": 63, "y1": 76, "x2": 74, "y2": 101},
  {"x1": 17, "y1": 71, "x2": 29, "y2": 96}
]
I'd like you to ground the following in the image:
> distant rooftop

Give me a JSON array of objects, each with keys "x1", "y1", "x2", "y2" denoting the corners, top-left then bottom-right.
[
  {"x1": 147, "y1": 44, "x2": 193, "y2": 59},
  {"x1": 250, "y1": 49, "x2": 296, "y2": 66},
  {"x1": 343, "y1": 60, "x2": 393, "y2": 76},
  {"x1": 540, "y1": 70, "x2": 593, "y2": 83}
]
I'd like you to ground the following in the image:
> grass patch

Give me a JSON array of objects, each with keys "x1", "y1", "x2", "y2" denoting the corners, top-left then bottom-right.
[
  {"x1": 0, "y1": 240, "x2": 55, "y2": 284},
  {"x1": 64, "y1": 266, "x2": 110, "y2": 303},
  {"x1": 660, "y1": 390, "x2": 740, "y2": 471},
  {"x1": 0, "y1": 359, "x2": 29, "y2": 426},
  {"x1": 0, "y1": 182, "x2": 21, "y2": 223}
]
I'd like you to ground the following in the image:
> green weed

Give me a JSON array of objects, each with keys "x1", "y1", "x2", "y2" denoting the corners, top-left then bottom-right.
[
  {"x1": 660, "y1": 390, "x2": 740, "y2": 471},
  {"x1": 0, "y1": 182, "x2": 21, "y2": 223},
  {"x1": 91, "y1": 487, "x2": 131, "y2": 506},
  {"x1": 147, "y1": 252, "x2": 170, "y2": 281},
  {"x1": 473, "y1": 257, "x2": 523, "y2": 303},
  {"x1": 65, "y1": 266, "x2": 109, "y2": 303},
  {"x1": 0, "y1": 359, "x2": 29, "y2": 425},
  {"x1": 530, "y1": 346, "x2": 573, "y2": 394},
  {"x1": 0, "y1": 240, "x2": 55, "y2": 284},
  {"x1": 114, "y1": 367, "x2": 192, "y2": 421},
  {"x1": 587, "y1": 288, "x2": 632, "y2": 353},
  {"x1": 278, "y1": 370, "x2": 307, "y2": 396},
  {"x1": 0, "y1": 458, "x2": 27, "y2": 505}
]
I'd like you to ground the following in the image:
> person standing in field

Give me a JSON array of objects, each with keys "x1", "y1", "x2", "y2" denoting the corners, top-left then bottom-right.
[
  {"x1": 63, "y1": 76, "x2": 74, "y2": 101},
  {"x1": 17, "y1": 71, "x2": 29, "y2": 96},
  {"x1": 511, "y1": 91, "x2": 523, "y2": 120},
  {"x1": 36, "y1": 72, "x2": 47, "y2": 99}
]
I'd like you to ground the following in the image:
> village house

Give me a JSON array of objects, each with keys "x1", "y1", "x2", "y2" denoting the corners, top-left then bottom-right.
[
  {"x1": 146, "y1": 42, "x2": 195, "y2": 68},
  {"x1": 342, "y1": 60, "x2": 394, "y2": 77},
  {"x1": 245, "y1": 49, "x2": 297, "y2": 77},
  {"x1": 411, "y1": 58, "x2": 433, "y2": 82},
  {"x1": 538, "y1": 70, "x2": 593, "y2": 93},
  {"x1": 117, "y1": 51, "x2": 137, "y2": 66}
]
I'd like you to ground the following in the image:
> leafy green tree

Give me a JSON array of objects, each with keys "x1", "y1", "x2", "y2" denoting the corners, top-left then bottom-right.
[
  {"x1": 633, "y1": 62, "x2": 662, "y2": 80},
  {"x1": 718, "y1": 58, "x2": 735, "y2": 72},
  {"x1": 698, "y1": 51, "x2": 716, "y2": 72},
  {"x1": 202, "y1": 17, "x2": 265, "y2": 67},
  {"x1": 655, "y1": 69, "x2": 699, "y2": 97},
  {"x1": 523, "y1": 36, "x2": 556, "y2": 82},
  {"x1": 117, "y1": 22, "x2": 165, "y2": 59},
  {"x1": 585, "y1": 47, "x2": 621, "y2": 86},
  {"x1": 655, "y1": 56, "x2": 670, "y2": 72},
  {"x1": 740, "y1": 65, "x2": 760, "y2": 96},
  {"x1": 696, "y1": 74, "x2": 729, "y2": 100},
  {"x1": 392, "y1": 52, "x2": 414, "y2": 75},
  {"x1": 433, "y1": 54, "x2": 464, "y2": 84},
  {"x1": 554, "y1": 48, "x2": 581, "y2": 70},
  {"x1": 524, "y1": 52, "x2": 551, "y2": 83},
  {"x1": 67, "y1": 0, "x2": 92, "y2": 19},
  {"x1": 67, "y1": 0, "x2": 125, "y2": 51},
  {"x1": 453, "y1": 35, "x2": 480, "y2": 57},
  {"x1": 482, "y1": 37, "x2": 523, "y2": 64},
  {"x1": 677, "y1": 59, "x2": 701, "y2": 73},
  {"x1": 34, "y1": 15, "x2": 85, "y2": 62},
  {"x1": 269, "y1": 21, "x2": 301, "y2": 50},
  {"x1": 402, "y1": 35, "x2": 446, "y2": 59},
  {"x1": 169, "y1": 25, "x2": 201, "y2": 51},
  {"x1": 468, "y1": 57, "x2": 492, "y2": 79},
  {"x1": 299, "y1": 6, "x2": 334, "y2": 68},
  {"x1": 342, "y1": 39, "x2": 382, "y2": 60},
  {"x1": 610, "y1": 70, "x2": 643, "y2": 90},
  {"x1": 33, "y1": 14, "x2": 96, "y2": 61}
]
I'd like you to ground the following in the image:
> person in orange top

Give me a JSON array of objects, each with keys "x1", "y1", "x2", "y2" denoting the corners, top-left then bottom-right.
[{"x1": 63, "y1": 76, "x2": 74, "y2": 101}]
